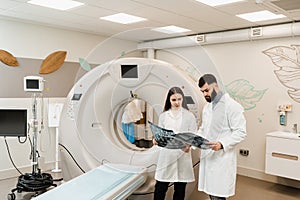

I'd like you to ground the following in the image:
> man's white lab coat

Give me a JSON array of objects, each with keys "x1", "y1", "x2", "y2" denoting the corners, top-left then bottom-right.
[{"x1": 197, "y1": 93, "x2": 246, "y2": 197}]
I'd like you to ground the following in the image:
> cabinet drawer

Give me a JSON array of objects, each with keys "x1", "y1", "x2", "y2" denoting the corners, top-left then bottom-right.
[
  {"x1": 265, "y1": 155, "x2": 300, "y2": 180},
  {"x1": 266, "y1": 136, "x2": 300, "y2": 156},
  {"x1": 265, "y1": 132, "x2": 300, "y2": 181}
]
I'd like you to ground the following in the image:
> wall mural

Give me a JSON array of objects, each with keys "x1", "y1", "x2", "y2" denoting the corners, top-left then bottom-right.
[
  {"x1": 225, "y1": 79, "x2": 268, "y2": 110},
  {"x1": 0, "y1": 49, "x2": 19, "y2": 66},
  {"x1": 263, "y1": 45, "x2": 300, "y2": 103},
  {"x1": 0, "y1": 49, "x2": 67, "y2": 75},
  {"x1": 79, "y1": 58, "x2": 91, "y2": 71},
  {"x1": 174, "y1": 61, "x2": 267, "y2": 111},
  {"x1": 39, "y1": 51, "x2": 67, "y2": 74}
]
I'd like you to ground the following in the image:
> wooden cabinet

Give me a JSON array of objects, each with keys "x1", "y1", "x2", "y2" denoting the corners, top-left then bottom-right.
[{"x1": 265, "y1": 131, "x2": 300, "y2": 181}]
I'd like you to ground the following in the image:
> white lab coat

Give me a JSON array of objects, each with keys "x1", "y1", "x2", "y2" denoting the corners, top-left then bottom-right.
[
  {"x1": 155, "y1": 108, "x2": 197, "y2": 182},
  {"x1": 197, "y1": 93, "x2": 246, "y2": 197},
  {"x1": 122, "y1": 99, "x2": 143, "y2": 124}
]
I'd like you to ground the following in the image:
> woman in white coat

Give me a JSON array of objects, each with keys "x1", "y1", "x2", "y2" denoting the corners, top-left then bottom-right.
[
  {"x1": 153, "y1": 87, "x2": 197, "y2": 200},
  {"x1": 197, "y1": 74, "x2": 247, "y2": 200}
]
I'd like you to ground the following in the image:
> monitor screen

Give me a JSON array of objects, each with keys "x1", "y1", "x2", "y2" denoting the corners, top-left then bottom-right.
[
  {"x1": 121, "y1": 64, "x2": 138, "y2": 79},
  {"x1": 0, "y1": 109, "x2": 27, "y2": 137},
  {"x1": 26, "y1": 79, "x2": 39, "y2": 89}
]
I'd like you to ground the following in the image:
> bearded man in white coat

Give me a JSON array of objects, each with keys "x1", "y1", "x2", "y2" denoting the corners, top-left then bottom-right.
[{"x1": 197, "y1": 74, "x2": 247, "y2": 200}]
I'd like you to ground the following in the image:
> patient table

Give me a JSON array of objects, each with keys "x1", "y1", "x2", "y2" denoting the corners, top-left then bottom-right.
[{"x1": 33, "y1": 163, "x2": 147, "y2": 200}]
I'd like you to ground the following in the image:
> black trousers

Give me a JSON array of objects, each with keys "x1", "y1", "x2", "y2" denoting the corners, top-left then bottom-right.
[
  {"x1": 154, "y1": 181, "x2": 187, "y2": 200},
  {"x1": 209, "y1": 195, "x2": 226, "y2": 200}
]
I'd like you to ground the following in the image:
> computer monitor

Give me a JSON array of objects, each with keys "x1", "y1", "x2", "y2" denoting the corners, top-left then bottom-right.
[
  {"x1": 24, "y1": 76, "x2": 44, "y2": 92},
  {"x1": 121, "y1": 64, "x2": 138, "y2": 79},
  {"x1": 0, "y1": 109, "x2": 27, "y2": 137}
]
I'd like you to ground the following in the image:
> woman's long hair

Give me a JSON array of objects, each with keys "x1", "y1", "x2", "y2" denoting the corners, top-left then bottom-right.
[{"x1": 163, "y1": 86, "x2": 189, "y2": 111}]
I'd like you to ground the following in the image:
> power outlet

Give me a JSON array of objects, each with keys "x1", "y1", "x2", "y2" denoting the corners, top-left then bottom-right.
[{"x1": 239, "y1": 149, "x2": 249, "y2": 156}]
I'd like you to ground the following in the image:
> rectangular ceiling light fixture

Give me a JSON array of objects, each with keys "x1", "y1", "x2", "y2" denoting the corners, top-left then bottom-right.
[
  {"x1": 195, "y1": 0, "x2": 246, "y2": 7},
  {"x1": 236, "y1": 10, "x2": 286, "y2": 22},
  {"x1": 152, "y1": 25, "x2": 191, "y2": 34},
  {"x1": 100, "y1": 13, "x2": 147, "y2": 24},
  {"x1": 28, "y1": 0, "x2": 84, "y2": 10}
]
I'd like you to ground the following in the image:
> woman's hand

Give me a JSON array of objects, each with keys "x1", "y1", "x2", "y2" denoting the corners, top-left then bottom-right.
[
  {"x1": 152, "y1": 138, "x2": 158, "y2": 145},
  {"x1": 182, "y1": 145, "x2": 191, "y2": 153}
]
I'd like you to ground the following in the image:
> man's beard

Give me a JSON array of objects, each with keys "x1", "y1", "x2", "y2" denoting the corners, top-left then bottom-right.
[{"x1": 205, "y1": 89, "x2": 217, "y2": 103}]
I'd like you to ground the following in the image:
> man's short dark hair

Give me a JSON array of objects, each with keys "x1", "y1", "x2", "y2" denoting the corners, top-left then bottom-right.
[{"x1": 198, "y1": 74, "x2": 217, "y2": 87}]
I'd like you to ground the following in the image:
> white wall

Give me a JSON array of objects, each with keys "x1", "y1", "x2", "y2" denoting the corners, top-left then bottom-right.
[{"x1": 0, "y1": 19, "x2": 105, "y2": 62}]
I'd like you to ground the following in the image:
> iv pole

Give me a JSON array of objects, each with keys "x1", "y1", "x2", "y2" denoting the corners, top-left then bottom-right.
[
  {"x1": 8, "y1": 77, "x2": 61, "y2": 200},
  {"x1": 52, "y1": 127, "x2": 61, "y2": 172},
  {"x1": 31, "y1": 93, "x2": 39, "y2": 174}
]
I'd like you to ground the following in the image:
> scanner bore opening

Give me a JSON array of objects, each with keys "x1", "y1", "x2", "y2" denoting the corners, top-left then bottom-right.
[{"x1": 113, "y1": 98, "x2": 158, "y2": 150}]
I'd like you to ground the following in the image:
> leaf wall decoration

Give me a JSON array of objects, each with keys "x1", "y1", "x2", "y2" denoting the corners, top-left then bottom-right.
[
  {"x1": 0, "y1": 49, "x2": 19, "y2": 66},
  {"x1": 288, "y1": 89, "x2": 300, "y2": 102},
  {"x1": 263, "y1": 46, "x2": 299, "y2": 69},
  {"x1": 226, "y1": 79, "x2": 268, "y2": 110},
  {"x1": 263, "y1": 45, "x2": 300, "y2": 103},
  {"x1": 79, "y1": 58, "x2": 91, "y2": 71},
  {"x1": 39, "y1": 51, "x2": 67, "y2": 74}
]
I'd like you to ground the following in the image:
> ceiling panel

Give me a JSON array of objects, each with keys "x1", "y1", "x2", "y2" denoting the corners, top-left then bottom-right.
[
  {"x1": 85, "y1": 0, "x2": 146, "y2": 12},
  {"x1": 216, "y1": 1, "x2": 263, "y2": 15},
  {"x1": 131, "y1": 0, "x2": 205, "y2": 13},
  {"x1": 0, "y1": 0, "x2": 299, "y2": 41},
  {"x1": 68, "y1": 4, "x2": 113, "y2": 18}
]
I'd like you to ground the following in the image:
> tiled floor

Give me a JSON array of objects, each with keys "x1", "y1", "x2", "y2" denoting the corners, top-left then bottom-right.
[{"x1": 1, "y1": 173, "x2": 300, "y2": 200}]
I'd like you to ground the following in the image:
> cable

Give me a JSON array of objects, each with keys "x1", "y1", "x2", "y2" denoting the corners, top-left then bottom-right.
[
  {"x1": 129, "y1": 151, "x2": 135, "y2": 165},
  {"x1": 28, "y1": 132, "x2": 33, "y2": 160},
  {"x1": 58, "y1": 143, "x2": 86, "y2": 173},
  {"x1": 146, "y1": 163, "x2": 156, "y2": 169},
  {"x1": 193, "y1": 160, "x2": 200, "y2": 168},
  {"x1": 18, "y1": 135, "x2": 27, "y2": 144},
  {"x1": 101, "y1": 159, "x2": 110, "y2": 165},
  {"x1": 16, "y1": 172, "x2": 57, "y2": 192},
  {"x1": 4, "y1": 137, "x2": 24, "y2": 175},
  {"x1": 40, "y1": 98, "x2": 52, "y2": 153}
]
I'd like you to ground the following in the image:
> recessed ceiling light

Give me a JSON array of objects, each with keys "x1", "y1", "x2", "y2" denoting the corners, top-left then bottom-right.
[
  {"x1": 152, "y1": 25, "x2": 191, "y2": 34},
  {"x1": 100, "y1": 13, "x2": 147, "y2": 24},
  {"x1": 27, "y1": 0, "x2": 84, "y2": 11},
  {"x1": 236, "y1": 10, "x2": 286, "y2": 22},
  {"x1": 195, "y1": 0, "x2": 246, "y2": 7}
]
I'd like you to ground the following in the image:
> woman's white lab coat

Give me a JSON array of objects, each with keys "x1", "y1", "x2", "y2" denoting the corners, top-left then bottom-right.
[
  {"x1": 197, "y1": 93, "x2": 246, "y2": 197},
  {"x1": 155, "y1": 108, "x2": 197, "y2": 183}
]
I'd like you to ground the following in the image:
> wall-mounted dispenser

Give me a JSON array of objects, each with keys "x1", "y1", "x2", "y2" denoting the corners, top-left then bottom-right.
[{"x1": 278, "y1": 104, "x2": 292, "y2": 126}]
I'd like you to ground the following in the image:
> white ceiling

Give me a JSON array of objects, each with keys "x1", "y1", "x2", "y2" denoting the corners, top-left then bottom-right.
[{"x1": 0, "y1": 0, "x2": 300, "y2": 42}]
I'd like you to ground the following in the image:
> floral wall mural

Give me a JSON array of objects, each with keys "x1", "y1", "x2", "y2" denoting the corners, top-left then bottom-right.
[
  {"x1": 225, "y1": 79, "x2": 268, "y2": 110},
  {"x1": 263, "y1": 45, "x2": 300, "y2": 103}
]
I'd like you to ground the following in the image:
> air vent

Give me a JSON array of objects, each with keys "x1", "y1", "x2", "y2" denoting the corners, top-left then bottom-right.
[
  {"x1": 195, "y1": 35, "x2": 206, "y2": 43},
  {"x1": 271, "y1": 0, "x2": 300, "y2": 11},
  {"x1": 251, "y1": 27, "x2": 263, "y2": 37}
]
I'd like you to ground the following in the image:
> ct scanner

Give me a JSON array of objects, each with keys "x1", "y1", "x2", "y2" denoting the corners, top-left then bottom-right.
[{"x1": 57, "y1": 57, "x2": 205, "y2": 199}]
